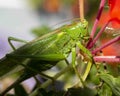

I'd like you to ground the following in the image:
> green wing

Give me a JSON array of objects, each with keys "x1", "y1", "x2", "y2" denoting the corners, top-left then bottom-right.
[{"x1": 0, "y1": 31, "x2": 71, "y2": 78}]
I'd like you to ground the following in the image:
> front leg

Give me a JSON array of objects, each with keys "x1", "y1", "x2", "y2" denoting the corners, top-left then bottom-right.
[
  {"x1": 76, "y1": 42, "x2": 93, "y2": 81},
  {"x1": 72, "y1": 47, "x2": 85, "y2": 87}
]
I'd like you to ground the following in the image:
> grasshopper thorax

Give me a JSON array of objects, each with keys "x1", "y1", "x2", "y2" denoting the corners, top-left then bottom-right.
[{"x1": 62, "y1": 19, "x2": 88, "y2": 40}]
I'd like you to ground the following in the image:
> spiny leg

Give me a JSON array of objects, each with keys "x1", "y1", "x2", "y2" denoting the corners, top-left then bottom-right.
[
  {"x1": 72, "y1": 47, "x2": 85, "y2": 87},
  {"x1": 76, "y1": 42, "x2": 93, "y2": 81},
  {"x1": 10, "y1": 58, "x2": 55, "y2": 81},
  {"x1": 6, "y1": 53, "x2": 64, "y2": 85},
  {"x1": 12, "y1": 59, "x2": 57, "y2": 92},
  {"x1": 4, "y1": 53, "x2": 65, "y2": 94},
  {"x1": 9, "y1": 54, "x2": 65, "y2": 86},
  {"x1": 1, "y1": 58, "x2": 55, "y2": 95},
  {"x1": 8, "y1": 37, "x2": 28, "y2": 50}
]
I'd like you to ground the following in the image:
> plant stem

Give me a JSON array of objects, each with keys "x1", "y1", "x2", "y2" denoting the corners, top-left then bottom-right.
[
  {"x1": 90, "y1": 0, "x2": 106, "y2": 39},
  {"x1": 88, "y1": 21, "x2": 110, "y2": 49},
  {"x1": 79, "y1": 0, "x2": 84, "y2": 20},
  {"x1": 82, "y1": 61, "x2": 92, "y2": 81},
  {"x1": 94, "y1": 56, "x2": 120, "y2": 63},
  {"x1": 92, "y1": 36, "x2": 120, "y2": 54}
]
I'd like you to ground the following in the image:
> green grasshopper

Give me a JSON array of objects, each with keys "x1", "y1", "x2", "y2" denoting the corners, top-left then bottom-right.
[{"x1": 0, "y1": 18, "x2": 92, "y2": 95}]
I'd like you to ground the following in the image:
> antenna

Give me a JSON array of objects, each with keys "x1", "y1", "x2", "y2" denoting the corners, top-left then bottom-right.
[{"x1": 79, "y1": 0, "x2": 84, "y2": 20}]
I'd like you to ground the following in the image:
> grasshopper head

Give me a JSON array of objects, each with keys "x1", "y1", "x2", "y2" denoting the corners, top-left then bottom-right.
[{"x1": 64, "y1": 19, "x2": 89, "y2": 40}]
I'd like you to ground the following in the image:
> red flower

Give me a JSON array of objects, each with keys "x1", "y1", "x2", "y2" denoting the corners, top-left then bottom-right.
[{"x1": 108, "y1": 0, "x2": 120, "y2": 28}]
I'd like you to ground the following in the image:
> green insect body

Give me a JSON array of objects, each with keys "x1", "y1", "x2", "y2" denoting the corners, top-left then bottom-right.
[{"x1": 0, "y1": 19, "x2": 89, "y2": 81}]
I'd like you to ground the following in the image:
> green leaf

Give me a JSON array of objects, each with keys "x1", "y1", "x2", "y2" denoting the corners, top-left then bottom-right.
[
  {"x1": 99, "y1": 73, "x2": 120, "y2": 96},
  {"x1": 98, "y1": 83, "x2": 112, "y2": 96},
  {"x1": 89, "y1": 65, "x2": 100, "y2": 85}
]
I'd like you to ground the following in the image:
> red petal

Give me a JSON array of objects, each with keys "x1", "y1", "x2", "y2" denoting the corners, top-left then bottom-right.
[
  {"x1": 108, "y1": 0, "x2": 120, "y2": 28},
  {"x1": 108, "y1": 0, "x2": 115, "y2": 9}
]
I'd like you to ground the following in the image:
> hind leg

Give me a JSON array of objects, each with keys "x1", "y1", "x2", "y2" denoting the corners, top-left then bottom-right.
[{"x1": 8, "y1": 37, "x2": 28, "y2": 50}]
